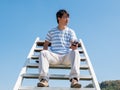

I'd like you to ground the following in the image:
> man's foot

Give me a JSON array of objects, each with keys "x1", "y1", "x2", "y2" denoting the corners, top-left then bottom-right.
[
  {"x1": 37, "y1": 79, "x2": 49, "y2": 87},
  {"x1": 70, "y1": 78, "x2": 81, "y2": 88}
]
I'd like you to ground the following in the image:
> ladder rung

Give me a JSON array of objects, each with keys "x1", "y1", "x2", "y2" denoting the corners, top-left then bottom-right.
[
  {"x1": 31, "y1": 56, "x2": 86, "y2": 61},
  {"x1": 19, "y1": 87, "x2": 96, "y2": 90},
  {"x1": 22, "y1": 74, "x2": 92, "y2": 80},
  {"x1": 36, "y1": 41, "x2": 82, "y2": 47},
  {"x1": 34, "y1": 48, "x2": 42, "y2": 52},
  {"x1": 27, "y1": 63, "x2": 89, "y2": 70},
  {"x1": 34, "y1": 48, "x2": 84, "y2": 53},
  {"x1": 36, "y1": 41, "x2": 51, "y2": 46}
]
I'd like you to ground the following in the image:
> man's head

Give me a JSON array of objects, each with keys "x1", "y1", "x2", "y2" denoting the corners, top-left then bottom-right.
[{"x1": 56, "y1": 9, "x2": 69, "y2": 25}]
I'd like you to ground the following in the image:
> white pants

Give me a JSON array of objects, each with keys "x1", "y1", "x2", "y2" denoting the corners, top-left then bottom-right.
[{"x1": 38, "y1": 50, "x2": 81, "y2": 81}]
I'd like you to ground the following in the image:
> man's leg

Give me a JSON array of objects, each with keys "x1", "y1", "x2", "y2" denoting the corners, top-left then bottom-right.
[
  {"x1": 38, "y1": 50, "x2": 61, "y2": 87},
  {"x1": 62, "y1": 50, "x2": 81, "y2": 88}
]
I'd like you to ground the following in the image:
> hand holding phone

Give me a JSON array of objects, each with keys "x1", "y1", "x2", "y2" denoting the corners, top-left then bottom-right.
[{"x1": 72, "y1": 41, "x2": 78, "y2": 46}]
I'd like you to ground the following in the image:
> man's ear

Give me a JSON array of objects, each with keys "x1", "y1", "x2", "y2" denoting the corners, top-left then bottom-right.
[{"x1": 58, "y1": 17, "x2": 61, "y2": 21}]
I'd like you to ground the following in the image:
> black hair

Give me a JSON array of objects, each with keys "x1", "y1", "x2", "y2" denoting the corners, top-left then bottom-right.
[{"x1": 56, "y1": 9, "x2": 69, "y2": 23}]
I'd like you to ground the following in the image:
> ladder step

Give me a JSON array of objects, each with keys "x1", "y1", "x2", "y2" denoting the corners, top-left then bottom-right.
[
  {"x1": 27, "y1": 63, "x2": 89, "y2": 70},
  {"x1": 19, "y1": 87, "x2": 96, "y2": 90},
  {"x1": 34, "y1": 48, "x2": 84, "y2": 53},
  {"x1": 22, "y1": 74, "x2": 92, "y2": 80},
  {"x1": 36, "y1": 40, "x2": 51, "y2": 46},
  {"x1": 36, "y1": 41, "x2": 82, "y2": 47},
  {"x1": 31, "y1": 56, "x2": 86, "y2": 61}
]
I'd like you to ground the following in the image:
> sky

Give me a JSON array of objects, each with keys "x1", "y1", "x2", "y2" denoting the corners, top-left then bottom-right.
[{"x1": 0, "y1": 0, "x2": 120, "y2": 90}]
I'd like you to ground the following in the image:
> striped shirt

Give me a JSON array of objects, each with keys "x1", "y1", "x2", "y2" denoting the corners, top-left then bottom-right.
[{"x1": 45, "y1": 26, "x2": 77, "y2": 55}]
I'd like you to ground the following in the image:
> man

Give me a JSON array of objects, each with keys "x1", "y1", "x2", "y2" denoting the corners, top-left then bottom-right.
[{"x1": 37, "y1": 9, "x2": 81, "y2": 88}]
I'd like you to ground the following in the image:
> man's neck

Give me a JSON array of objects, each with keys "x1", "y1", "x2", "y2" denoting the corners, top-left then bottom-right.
[{"x1": 58, "y1": 25, "x2": 66, "y2": 30}]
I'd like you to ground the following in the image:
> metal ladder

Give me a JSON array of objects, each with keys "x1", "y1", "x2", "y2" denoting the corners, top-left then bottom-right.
[{"x1": 13, "y1": 37, "x2": 101, "y2": 90}]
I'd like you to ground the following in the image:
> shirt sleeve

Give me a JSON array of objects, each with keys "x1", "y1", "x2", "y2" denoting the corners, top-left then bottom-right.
[
  {"x1": 70, "y1": 30, "x2": 78, "y2": 42},
  {"x1": 45, "y1": 31, "x2": 52, "y2": 42}
]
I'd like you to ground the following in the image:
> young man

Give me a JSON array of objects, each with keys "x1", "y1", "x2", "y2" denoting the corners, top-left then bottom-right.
[{"x1": 37, "y1": 9, "x2": 81, "y2": 88}]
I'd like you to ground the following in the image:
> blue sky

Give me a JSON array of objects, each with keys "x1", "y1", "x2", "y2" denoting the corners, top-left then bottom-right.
[{"x1": 0, "y1": 0, "x2": 120, "y2": 90}]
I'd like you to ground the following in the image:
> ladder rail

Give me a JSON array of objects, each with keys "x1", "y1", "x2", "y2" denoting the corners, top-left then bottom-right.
[
  {"x1": 13, "y1": 59, "x2": 29, "y2": 90},
  {"x1": 14, "y1": 37, "x2": 40, "y2": 90},
  {"x1": 27, "y1": 37, "x2": 40, "y2": 59},
  {"x1": 80, "y1": 39, "x2": 101, "y2": 90}
]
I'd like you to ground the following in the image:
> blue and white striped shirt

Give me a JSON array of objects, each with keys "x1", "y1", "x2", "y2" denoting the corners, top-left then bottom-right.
[{"x1": 45, "y1": 26, "x2": 77, "y2": 55}]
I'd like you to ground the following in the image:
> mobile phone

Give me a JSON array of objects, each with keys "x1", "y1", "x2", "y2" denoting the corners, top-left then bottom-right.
[{"x1": 72, "y1": 41, "x2": 78, "y2": 46}]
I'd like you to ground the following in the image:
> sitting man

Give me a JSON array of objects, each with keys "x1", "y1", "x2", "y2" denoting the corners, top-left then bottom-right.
[{"x1": 37, "y1": 9, "x2": 81, "y2": 88}]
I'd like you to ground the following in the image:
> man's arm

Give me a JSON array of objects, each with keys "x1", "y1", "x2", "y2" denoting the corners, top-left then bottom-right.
[{"x1": 43, "y1": 40, "x2": 50, "y2": 50}]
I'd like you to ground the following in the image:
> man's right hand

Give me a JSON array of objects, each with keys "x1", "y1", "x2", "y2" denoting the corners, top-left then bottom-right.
[{"x1": 43, "y1": 40, "x2": 50, "y2": 50}]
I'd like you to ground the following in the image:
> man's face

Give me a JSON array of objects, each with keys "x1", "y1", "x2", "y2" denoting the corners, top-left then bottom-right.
[{"x1": 58, "y1": 13, "x2": 69, "y2": 26}]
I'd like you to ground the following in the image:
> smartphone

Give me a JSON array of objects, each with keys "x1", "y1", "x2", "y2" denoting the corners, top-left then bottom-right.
[{"x1": 72, "y1": 41, "x2": 78, "y2": 46}]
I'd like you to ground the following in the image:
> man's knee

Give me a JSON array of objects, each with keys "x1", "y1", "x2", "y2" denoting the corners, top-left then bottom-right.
[
  {"x1": 71, "y1": 50, "x2": 79, "y2": 55},
  {"x1": 40, "y1": 50, "x2": 49, "y2": 55}
]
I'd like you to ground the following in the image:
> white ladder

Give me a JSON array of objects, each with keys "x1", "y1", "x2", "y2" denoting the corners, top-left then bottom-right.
[{"x1": 13, "y1": 37, "x2": 101, "y2": 90}]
